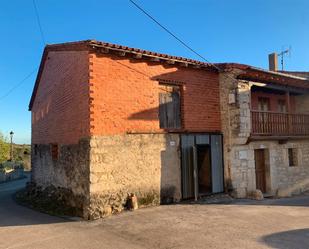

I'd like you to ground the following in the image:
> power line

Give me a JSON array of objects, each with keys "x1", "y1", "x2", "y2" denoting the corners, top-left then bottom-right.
[
  {"x1": 0, "y1": 69, "x2": 37, "y2": 102},
  {"x1": 32, "y1": 0, "x2": 46, "y2": 45},
  {"x1": 128, "y1": 0, "x2": 223, "y2": 73},
  {"x1": 0, "y1": 0, "x2": 44, "y2": 103}
]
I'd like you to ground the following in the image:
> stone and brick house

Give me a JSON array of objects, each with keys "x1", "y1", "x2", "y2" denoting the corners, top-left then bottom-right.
[
  {"x1": 218, "y1": 61, "x2": 309, "y2": 198},
  {"x1": 29, "y1": 40, "x2": 225, "y2": 219},
  {"x1": 29, "y1": 40, "x2": 309, "y2": 219}
]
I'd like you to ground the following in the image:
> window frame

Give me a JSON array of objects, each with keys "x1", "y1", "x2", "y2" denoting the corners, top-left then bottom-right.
[
  {"x1": 158, "y1": 83, "x2": 182, "y2": 130},
  {"x1": 258, "y1": 97, "x2": 270, "y2": 112},
  {"x1": 288, "y1": 148, "x2": 298, "y2": 167},
  {"x1": 278, "y1": 99, "x2": 287, "y2": 113}
]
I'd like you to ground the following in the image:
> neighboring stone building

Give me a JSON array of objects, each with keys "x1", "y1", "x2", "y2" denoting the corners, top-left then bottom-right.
[
  {"x1": 217, "y1": 63, "x2": 309, "y2": 198},
  {"x1": 29, "y1": 40, "x2": 225, "y2": 219}
]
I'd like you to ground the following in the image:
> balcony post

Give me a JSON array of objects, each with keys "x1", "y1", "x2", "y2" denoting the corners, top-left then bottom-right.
[{"x1": 285, "y1": 91, "x2": 291, "y2": 135}]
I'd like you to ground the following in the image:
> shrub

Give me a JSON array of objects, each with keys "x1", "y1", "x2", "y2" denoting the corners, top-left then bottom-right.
[{"x1": 0, "y1": 132, "x2": 9, "y2": 163}]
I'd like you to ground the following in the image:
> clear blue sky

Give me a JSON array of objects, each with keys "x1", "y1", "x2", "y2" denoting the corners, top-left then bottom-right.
[{"x1": 0, "y1": 0, "x2": 308, "y2": 144}]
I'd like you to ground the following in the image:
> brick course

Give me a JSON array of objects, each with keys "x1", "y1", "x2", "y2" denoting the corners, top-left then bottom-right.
[
  {"x1": 89, "y1": 53, "x2": 220, "y2": 136},
  {"x1": 31, "y1": 50, "x2": 90, "y2": 145},
  {"x1": 32, "y1": 49, "x2": 220, "y2": 145}
]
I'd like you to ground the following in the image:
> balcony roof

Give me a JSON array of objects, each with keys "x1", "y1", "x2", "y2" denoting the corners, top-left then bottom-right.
[{"x1": 216, "y1": 63, "x2": 309, "y2": 90}]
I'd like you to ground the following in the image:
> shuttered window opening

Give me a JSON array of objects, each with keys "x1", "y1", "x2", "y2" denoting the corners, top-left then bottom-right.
[
  {"x1": 288, "y1": 148, "x2": 298, "y2": 167},
  {"x1": 159, "y1": 85, "x2": 181, "y2": 129},
  {"x1": 51, "y1": 143, "x2": 59, "y2": 161}
]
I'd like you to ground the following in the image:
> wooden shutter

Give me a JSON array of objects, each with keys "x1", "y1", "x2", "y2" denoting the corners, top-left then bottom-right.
[
  {"x1": 159, "y1": 88, "x2": 181, "y2": 129},
  {"x1": 159, "y1": 93, "x2": 168, "y2": 128}
]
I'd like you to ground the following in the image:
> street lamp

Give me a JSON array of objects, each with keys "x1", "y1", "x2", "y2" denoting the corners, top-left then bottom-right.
[{"x1": 9, "y1": 131, "x2": 14, "y2": 161}]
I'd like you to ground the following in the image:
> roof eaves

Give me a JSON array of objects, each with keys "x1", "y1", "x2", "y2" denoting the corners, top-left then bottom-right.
[{"x1": 88, "y1": 40, "x2": 213, "y2": 68}]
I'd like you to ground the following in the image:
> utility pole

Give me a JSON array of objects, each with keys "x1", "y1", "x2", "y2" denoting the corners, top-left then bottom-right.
[{"x1": 9, "y1": 131, "x2": 14, "y2": 161}]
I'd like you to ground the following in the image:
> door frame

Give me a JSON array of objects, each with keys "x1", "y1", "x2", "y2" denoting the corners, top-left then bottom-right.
[
  {"x1": 180, "y1": 133, "x2": 225, "y2": 200},
  {"x1": 254, "y1": 149, "x2": 269, "y2": 193}
]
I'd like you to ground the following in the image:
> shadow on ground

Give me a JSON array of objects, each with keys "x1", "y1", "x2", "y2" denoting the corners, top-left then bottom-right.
[
  {"x1": 261, "y1": 228, "x2": 309, "y2": 249},
  {"x1": 0, "y1": 175, "x2": 73, "y2": 227}
]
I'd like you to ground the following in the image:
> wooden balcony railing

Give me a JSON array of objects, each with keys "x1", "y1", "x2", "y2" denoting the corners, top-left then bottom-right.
[{"x1": 251, "y1": 110, "x2": 309, "y2": 136}]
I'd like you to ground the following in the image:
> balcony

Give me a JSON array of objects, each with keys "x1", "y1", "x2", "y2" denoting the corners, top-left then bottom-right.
[{"x1": 251, "y1": 110, "x2": 309, "y2": 136}]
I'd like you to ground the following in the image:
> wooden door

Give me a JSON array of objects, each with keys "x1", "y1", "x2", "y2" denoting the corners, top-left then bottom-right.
[{"x1": 254, "y1": 149, "x2": 266, "y2": 193}]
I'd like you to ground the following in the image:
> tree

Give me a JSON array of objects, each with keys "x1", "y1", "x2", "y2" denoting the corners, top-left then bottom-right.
[{"x1": 0, "y1": 132, "x2": 9, "y2": 163}]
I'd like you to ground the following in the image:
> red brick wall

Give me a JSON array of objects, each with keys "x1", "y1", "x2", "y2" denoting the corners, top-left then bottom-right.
[
  {"x1": 251, "y1": 91, "x2": 296, "y2": 112},
  {"x1": 89, "y1": 53, "x2": 221, "y2": 135},
  {"x1": 31, "y1": 51, "x2": 90, "y2": 145}
]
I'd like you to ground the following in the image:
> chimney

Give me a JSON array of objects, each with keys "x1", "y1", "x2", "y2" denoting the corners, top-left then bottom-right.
[{"x1": 268, "y1": 53, "x2": 278, "y2": 71}]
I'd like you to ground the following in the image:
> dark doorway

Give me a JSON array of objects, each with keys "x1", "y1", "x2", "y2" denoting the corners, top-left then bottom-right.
[
  {"x1": 197, "y1": 145, "x2": 212, "y2": 195},
  {"x1": 255, "y1": 149, "x2": 267, "y2": 193},
  {"x1": 181, "y1": 134, "x2": 224, "y2": 199}
]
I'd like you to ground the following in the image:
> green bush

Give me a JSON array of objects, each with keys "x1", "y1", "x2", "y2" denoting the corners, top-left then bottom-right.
[{"x1": 0, "y1": 132, "x2": 9, "y2": 163}]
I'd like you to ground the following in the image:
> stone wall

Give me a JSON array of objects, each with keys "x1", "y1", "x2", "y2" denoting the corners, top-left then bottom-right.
[
  {"x1": 219, "y1": 71, "x2": 251, "y2": 191},
  {"x1": 31, "y1": 138, "x2": 90, "y2": 217},
  {"x1": 230, "y1": 141, "x2": 309, "y2": 197},
  {"x1": 87, "y1": 133, "x2": 181, "y2": 219},
  {"x1": 31, "y1": 133, "x2": 181, "y2": 219}
]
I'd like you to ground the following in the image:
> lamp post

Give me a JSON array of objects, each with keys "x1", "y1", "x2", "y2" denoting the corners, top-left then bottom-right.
[{"x1": 9, "y1": 131, "x2": 14, "y2": 161}]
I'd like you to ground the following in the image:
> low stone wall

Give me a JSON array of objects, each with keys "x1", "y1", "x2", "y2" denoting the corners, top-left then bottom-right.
[
  {"x1": 31, "y1": 138, "x2": 90, "y2": 218},
  {"x1": 87, "y1": 133, "x2": 181, "y2": 219},
  {"x1": 0, "y1": 168, "x2": 24, "y2": 183}
]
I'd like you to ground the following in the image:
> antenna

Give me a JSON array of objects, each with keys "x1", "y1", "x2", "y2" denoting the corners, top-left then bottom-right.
[{"x1": 278, "y1": 46, "x2": 292, "y2": 71}]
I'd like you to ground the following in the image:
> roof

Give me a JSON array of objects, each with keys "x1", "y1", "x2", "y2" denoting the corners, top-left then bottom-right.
[
  {"x1": 28, "y1": 40, "x2": 215, "y2": 110},
  {"x1": 216, "y1": 63, "x2": 309, "y2": 90},
  {"x1": 29, "y1": 40, "x2": 309, "y2": 110},
  {"x1": 279, "y1": 70, "x2": 309, "y2": 79}
]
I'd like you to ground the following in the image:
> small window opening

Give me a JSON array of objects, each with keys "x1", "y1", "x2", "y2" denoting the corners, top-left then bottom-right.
[
  {"x1": 51, "y1": 144, "x2": 59, "y2": 161},
  {"x1": 288, "y1": 148, "x2": 298, "y2": 167}
]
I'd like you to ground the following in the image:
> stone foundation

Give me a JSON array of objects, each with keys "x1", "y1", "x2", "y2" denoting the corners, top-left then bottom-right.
[
  {"x1": 16, "y1": 182, "x2": 87, "y2": 217},
  {"x1": 31, "y1": 138, "x2": 90, "y2": 218},
  {"x1": 31, "y1": 134, "x2": 181, "y2": 219},
  {"x1": 86, "y1": 133, "x2": 181, "y2": 219}
]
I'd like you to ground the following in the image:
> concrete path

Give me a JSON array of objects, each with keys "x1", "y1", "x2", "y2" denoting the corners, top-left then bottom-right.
[{"x1": 1, "y1": 178, "x2": 309, "y2": 249}]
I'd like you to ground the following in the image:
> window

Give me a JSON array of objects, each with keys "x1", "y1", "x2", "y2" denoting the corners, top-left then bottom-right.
[
  {"x1": 288, "y1": 148, "x2": 298, "y2": 167},
  {"x1": 51, "y1": 144, "x2": 59, "y2": 161},
  {"x1": 258, "y1": 97, "x2": 270, "y2": 111},
  {"x1": 159, "y1": 84, "x2": 181, "y2": 129},
  {"x1": 278, "y1": 100, "x2": 287, "y2": 113}
]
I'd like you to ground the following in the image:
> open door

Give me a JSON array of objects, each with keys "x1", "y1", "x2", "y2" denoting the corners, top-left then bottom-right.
[
  {"x1": 181, "y1": 134, "x2": 224, "y2": 199},
  {"x1": 197, "y1": 145, "x2": 212, "y2": 195}
]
